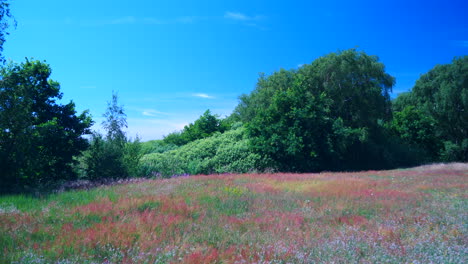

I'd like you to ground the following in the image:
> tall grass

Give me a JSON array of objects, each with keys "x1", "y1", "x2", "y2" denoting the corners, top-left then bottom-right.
[{"x1": 0, "y1": 164, "x2": 466, "y2": 263}]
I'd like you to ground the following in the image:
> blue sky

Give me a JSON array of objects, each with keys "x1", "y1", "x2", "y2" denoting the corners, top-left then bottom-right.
[{"x1": 4, "y1": 0, "x2": 467, "y2": 140}]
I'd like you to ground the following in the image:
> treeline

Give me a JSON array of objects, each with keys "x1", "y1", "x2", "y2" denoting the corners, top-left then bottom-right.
[
  {"x1": 1, "y1": 50, "x2": 466, "y2": 194},
  {"x1": 142, "y1": 50, "x2": 467, "y2": 176},
  {"x1": 1, "y1": 2, "x2": 466, "y2": 194},
  {"x1": 1, "y1": 27, "x2": 467, "y2": 194}
]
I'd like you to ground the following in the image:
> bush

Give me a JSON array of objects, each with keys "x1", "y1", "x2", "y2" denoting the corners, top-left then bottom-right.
[
  {"x1": 140, "y1": 140, "x2": 178, "y2": 155},
  {"x1": 440, "y1": 139, "x2": 468, "y2": 162},
  {"x1": 140, "y1": 126, "x2": 268, "y2": 177},
  {"x1": 163, "y1": 109, "x2": 231, "y2": 146},
  {"x1": 81, "y1": 134, "x2": 143, "y2": 180}
]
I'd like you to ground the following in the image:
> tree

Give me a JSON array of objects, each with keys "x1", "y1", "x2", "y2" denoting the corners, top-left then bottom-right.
[
  {"x1": 84, "y1": 92, "x2": 142, "y2": 179},
  {"x1": 238, "y1": 49, "x2": 396, "y2": 171},
  {"x1": 163, "y1": 109, "x2": 229, "y2": 146},
  {"x1": 393, "y1": 56, "x2": 468, "y2": 161},
  {"x1": 0, "y1": 0, "x2": 15, "y2": 63},
  {"x1": 389, "y1": 105, "x2": 441, "y2": 160},
  {"x1": 0, "y1": 60, "x2": 92, "y2": 192},
  {"x1": 299, "y1": 49, "x2": 395, "y2": 129},
  {"x1": 235, "y1": 49, "x2": 395, "y2": 128},
  {"x1": 103, "y1": 91, "x2": 127, "y2": 144},
  {"x1": 412, "y1": 56, "x2": 467, "y2": 160},
  {"x1": 247, "y1": 85, "x2": 339, "y2": 171}
]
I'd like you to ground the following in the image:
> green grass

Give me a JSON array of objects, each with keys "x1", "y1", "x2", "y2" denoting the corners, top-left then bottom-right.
[{"x1": 0, "y1": 187, "x2": 118, "y2": 213}]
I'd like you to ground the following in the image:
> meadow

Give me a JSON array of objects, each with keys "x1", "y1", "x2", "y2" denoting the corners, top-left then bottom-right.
[{"x1": 0, "y1": 164, "x2": 466, "y2": 263}]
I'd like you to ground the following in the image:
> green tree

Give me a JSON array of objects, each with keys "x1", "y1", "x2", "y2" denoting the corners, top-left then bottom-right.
[
  {"x1": 164, "y1": 109, "x2": 228, "y2": 146},
  {"x1": 103, "y1": 92, "x2": 127, "y2": 143},
  {"x1": 82, "y1": 133, "x2": 125, "y2": 180},
  {"x1": 300, "y1": 49, "x2": 395, "y2": 129},
  {"x1": 237, "y1": 49, "x2": 396, "y2": 171},
  {"x1": 0, "y1": 60, "x2": 92, "y2": 192},
  {"x1": 393, "y1": 56, "x2": 468, "y2": 161},
  {"x1": 389, "y1": 105, "x2": 441, "y2": 160},
  {"x1": 247, "y1": 86, "x2": 338, "y2": 171},
  {"x1": 84, "y1": 92, "x2": 142, "y2": 180},
  {"x1": 412, "y1": 56, "x2": 467, "y2": 160}
]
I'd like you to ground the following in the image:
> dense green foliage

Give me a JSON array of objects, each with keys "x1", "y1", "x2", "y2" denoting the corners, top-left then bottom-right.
[
  {"x1": 141, "y1": 126, "x2": 267, "y2": 177},
  {"x1": 392, "y1": 56, "x2": 467, "y2": 161},
  {"x1": 141, "y1": 51, "x2": 466, "y2": 177},
  {"x1": 163, "y1": 110, "x2": 231, "y2": 146},
  {"x1": 388, "y1": 106, "x2": 440, "y2": 160},
  {"x1": 232, "y1": 49, "x2": 398, "y2": 171},
  {"x1": 0, "y1": 60, "x2": 92, "y2": 192},
  {"x1": 140, "y1": 139, "x2": 178, "y2": 155},
  {"x1": 82, "y1": 93, "x2": 143, "y2": 180}
]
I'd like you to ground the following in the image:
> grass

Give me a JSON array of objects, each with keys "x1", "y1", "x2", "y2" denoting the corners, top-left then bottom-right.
[{"x1": 0, "y1": 164, "x2": 467, "y2": 263}]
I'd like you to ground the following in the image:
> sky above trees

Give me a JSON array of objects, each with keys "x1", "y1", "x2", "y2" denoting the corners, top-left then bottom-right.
[{"x1": 4, "y1": 0, "x2": 467, "y2": 140}]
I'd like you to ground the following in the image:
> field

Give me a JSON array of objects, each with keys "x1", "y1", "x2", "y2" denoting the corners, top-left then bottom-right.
[{"x1": 1, "y1": 164, "x2": 467, "y2": 263}]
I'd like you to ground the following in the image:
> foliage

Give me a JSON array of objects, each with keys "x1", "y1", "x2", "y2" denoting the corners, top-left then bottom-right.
[
  {"x1": 0, "y1": 0, "x2": 15, "y2": 63},
  {"x1": 236, "y1": 49, "x2": 396, "y2": 171},
  {"x1": 82, "y1": 133, "x2": 127, "y2": 180},
  {"x1": 163, "y1": 109, "x2": 230, "y2": 146},
  {"x1": 412, "y1": 56, "x2": 467, "y2": 145},
  {"x1": 140, "y1": 139, "x2": 178, "y2": 155},
  {"x1": 102, "y1": 92, "x2": 127, "y2": 143},
  {"x1": 392, "y1": 56, "x2": 467, "y2": 161},
  {"x1": 141, "y1": 126, "x2": 268, "y2": 177},
  {"x1": 300, "y1": 49, "x2": 394, "y2": 128},
  {"x1": 1, "y1": 165, "x2": 466, "y2": 263},
  {"x1": 83, "y1": 93, "x2": 142, "y2": 180},
  {"x1": 0, "y1": 60, "x2": 92, "y2": 193},
  {"x1": 123, "y1": 137, "x2": 143, "y2": 177},
  {"x1": 441, "y1": 139, "x2": 468, "y2": 162},
  {"x1": 391, "y1": 92, "x2": 414, "y2": 112},
  {"x1": 389, "y1": 105, "x2": 441, "y2": 160}
]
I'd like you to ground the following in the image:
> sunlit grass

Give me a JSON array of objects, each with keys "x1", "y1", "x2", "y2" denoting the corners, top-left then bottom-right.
[{"x1": 1, "y1": 164, "x2": 467, "y2": 263}]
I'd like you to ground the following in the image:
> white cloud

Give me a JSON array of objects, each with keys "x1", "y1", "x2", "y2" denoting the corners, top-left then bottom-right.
[
  {"x1": 224, "y1": 12, "x2": 250, "y2": 21},
  {"x1": 224, "y1": 12, "x2": 267, "y2": 30},
  {"x1": 142, "y1": 109, "x2": 169, "y2": 117},
  {"x1": 224, "y1": 12, "x2": 264, "y2": 21},
  {"x1": 192, "y1": 93, "x2": 215, "y2": 99}
]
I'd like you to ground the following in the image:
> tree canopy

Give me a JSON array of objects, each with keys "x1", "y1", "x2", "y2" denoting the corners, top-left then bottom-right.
[
  {"x1": 164, "y1": 109, "x2": 229, "y2": 146},
  {"x1": 392, "y1": 56, "x2": 467, "y2": 161},
  {"x1": 234, "y1": 49, "x2": 396, "y2": 171},
  {"x1": 0, "y1": 60, "x2": 92, "y2": 192}
]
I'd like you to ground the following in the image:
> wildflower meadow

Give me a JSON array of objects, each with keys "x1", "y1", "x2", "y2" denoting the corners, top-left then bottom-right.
[{"x1": 1, "y1": 163, "x2": 467, "y2": 263}]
